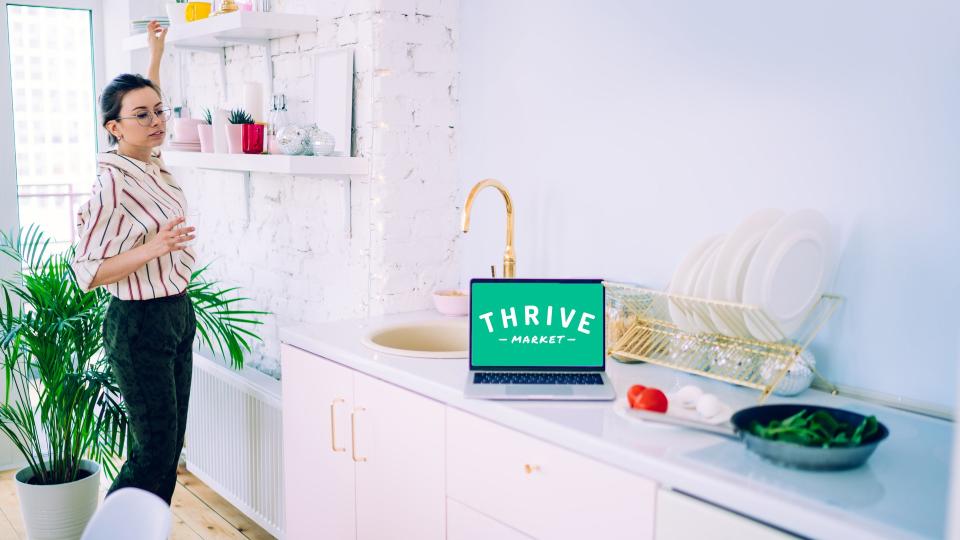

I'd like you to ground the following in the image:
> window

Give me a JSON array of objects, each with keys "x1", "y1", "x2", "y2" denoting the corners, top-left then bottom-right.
[{"x1": 6, "y1": 4, "x2": 98, "y2": 255}]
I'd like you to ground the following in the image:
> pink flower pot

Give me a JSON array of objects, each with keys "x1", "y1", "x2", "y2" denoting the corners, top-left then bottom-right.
[
  {"x1": 225, "y1": 124, "x2": 244, "y2": 154},
  {"x1": 197, "y1": 124, "x2": 215, "y2": 153}
]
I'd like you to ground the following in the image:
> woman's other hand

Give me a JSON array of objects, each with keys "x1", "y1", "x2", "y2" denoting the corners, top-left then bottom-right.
[{"x1": 149, "y1": 217, "x2": 195, "y2": 257}]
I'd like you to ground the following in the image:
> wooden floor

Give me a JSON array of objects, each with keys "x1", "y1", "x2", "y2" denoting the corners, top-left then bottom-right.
[{"x1": 0, "y1": 465, "x2": 275, "y2": 540}]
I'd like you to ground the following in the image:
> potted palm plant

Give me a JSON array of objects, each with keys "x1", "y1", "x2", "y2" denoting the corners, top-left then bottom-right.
[{"x1": 0, "y1": 225, "x2": 267, "y2": 539}]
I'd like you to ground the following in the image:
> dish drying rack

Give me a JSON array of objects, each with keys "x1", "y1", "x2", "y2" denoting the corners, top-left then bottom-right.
[{"x1": 603, "y1": 281, "x2": 844, "y2": 402}]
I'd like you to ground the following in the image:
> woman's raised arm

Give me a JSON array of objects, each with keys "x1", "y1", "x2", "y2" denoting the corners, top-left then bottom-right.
[{"x1": 146, "y1": 20, "x2": 167, "y2": 90}]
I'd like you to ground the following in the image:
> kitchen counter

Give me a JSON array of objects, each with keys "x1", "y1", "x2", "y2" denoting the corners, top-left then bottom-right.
[{"x1": 280, "y1": 311, "x2": 951, "y2": 540}]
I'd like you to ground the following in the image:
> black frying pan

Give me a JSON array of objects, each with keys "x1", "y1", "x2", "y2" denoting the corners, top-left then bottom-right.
[{"x1": 631, "y1": 403, "x2": 890, "y2": 471}]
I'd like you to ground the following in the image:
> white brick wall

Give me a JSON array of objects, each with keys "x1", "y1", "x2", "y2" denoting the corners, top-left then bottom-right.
[{"x1": 172, "y1": 0, "x2": 460, "y2": 376}]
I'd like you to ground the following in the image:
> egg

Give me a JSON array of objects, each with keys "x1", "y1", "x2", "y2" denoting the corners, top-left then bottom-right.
[
  {"x1": 696, "y1": 394, "x2": 721, "y2": 418},
  {"x1": 676, "y1": 385, "x2": 703, "y2": 409}
]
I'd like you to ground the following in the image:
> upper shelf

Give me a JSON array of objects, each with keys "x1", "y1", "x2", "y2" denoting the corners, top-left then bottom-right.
[
  {"x1": 123, "y1": 12, "x2": 318, "y2": 51},
  {"x1": 161, "y1": 151, "x2": 369, "y2": 176}
]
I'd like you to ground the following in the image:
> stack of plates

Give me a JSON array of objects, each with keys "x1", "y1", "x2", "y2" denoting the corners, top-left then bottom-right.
[
  {"x1": 667, "y1": 209, "x2": 832, "y2": 341},
  {"x1": 130, "y1": 17, "x2": 169, "y2": 34},
  {"x1": 167, "y1": 141, "x2": 201, "y2": 152}
]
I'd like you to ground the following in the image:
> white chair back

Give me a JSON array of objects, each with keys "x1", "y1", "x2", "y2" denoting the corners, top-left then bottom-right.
[{"x1": 80, "y1": 487, "x2": 171, "y2": 540}]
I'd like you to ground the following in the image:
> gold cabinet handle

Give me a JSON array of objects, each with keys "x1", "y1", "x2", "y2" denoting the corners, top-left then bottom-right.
[
  {"x1": 524, "y1": 464, "x2": 541, "y2": 474},
  {"x1": 330, "y1": 398, "x2": 345, "y2": 452},
  {"x1": 351, "y1": 407, "x2": 367, "y2": 462}
]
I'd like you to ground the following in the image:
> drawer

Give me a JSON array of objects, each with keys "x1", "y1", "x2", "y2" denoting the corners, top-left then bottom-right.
[
  {"x1": 447, "y1": 498, "x2": 532, "y2": 540},
  {"x1": 446, "y1": 407, "x2": 655, "y2": 540},
  {"x1": 655, "y1": 490, "x2": 796, "y2": 540}
]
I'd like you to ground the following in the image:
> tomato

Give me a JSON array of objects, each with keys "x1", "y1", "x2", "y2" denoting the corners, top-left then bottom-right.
[
  {"x1": 627, "y1": 384, "x2": 646, "y2": 408},
  {"x1": 632, "y1": 388, "x2": 668, "y2": 413}
]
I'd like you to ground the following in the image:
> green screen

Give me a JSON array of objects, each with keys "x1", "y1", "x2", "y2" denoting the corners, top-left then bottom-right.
[{"x1": 470, "y1": 281, "x2": 604, "y2": 368}]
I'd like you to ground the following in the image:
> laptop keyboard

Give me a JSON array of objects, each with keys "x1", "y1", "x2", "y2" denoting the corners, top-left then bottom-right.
[{"x1": 473, "y1": 372, "x2": 604, "y2": 385}]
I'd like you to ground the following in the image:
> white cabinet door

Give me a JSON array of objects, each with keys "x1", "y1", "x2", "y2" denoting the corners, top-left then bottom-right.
[
  {"x1": 447, "y1": 407, "x2": 656, "y2": 540},
  {"x1": 354, "y1": 371, "x2": 446, "y2": 540},
  {"x1": 281, "y1": 345, "x2": 356, "y2": 540},
  {"x1": 447, "y1": 498, "x2": 532, "y2": 540},
  {"x1": 655, "y1": 490, "x2": 795, "y2": 540}
]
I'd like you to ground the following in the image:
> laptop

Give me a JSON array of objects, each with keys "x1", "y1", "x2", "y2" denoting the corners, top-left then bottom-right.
[{"x1": 464, "y1": 278, "x2": 617, "y2": 401}]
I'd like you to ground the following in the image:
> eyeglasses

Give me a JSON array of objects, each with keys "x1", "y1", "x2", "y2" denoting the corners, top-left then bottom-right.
[{"x1": 116, "y1": 107, "x2": 172, "y2": 127}]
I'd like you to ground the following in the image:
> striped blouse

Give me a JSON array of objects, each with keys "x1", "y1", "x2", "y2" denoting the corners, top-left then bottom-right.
[{"x1": 71, "y1": 150, "x2": 197, "y2": 300}]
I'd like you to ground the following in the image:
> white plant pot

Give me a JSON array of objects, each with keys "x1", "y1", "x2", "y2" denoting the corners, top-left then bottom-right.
[
  {"x1": 165, "y1": 2, "x2": 188, "y2": 24},
  {"x1": 15, "y1": 459, "x2": 101, "y2": 540}
]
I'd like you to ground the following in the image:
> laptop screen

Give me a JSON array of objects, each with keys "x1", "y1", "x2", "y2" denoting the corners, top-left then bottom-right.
[{"x1": 470, "y1": 279, "x2": 605, "y2": 370}]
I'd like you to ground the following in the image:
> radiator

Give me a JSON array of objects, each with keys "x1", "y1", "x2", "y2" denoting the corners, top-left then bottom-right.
[{"x1": 185, "y1": 353, "x2": 284, "y2": 538}]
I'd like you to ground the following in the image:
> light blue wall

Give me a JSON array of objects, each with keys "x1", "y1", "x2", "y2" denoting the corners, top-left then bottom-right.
[{"x1": 458, "y1": 1, "x2": 960, "y2": 410}]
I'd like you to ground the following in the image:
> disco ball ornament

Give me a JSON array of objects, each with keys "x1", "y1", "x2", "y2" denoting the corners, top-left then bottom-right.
[
  {"x1": 306, "y1": 125, "x2": 336, "y2": 156},
  {"x1": 276, "y1": 125, "x2": 310, "y2": 155}
]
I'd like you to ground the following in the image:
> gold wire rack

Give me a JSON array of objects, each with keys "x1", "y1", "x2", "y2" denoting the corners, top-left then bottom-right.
[{"x1": 603, "y1": 281, "x2": 844, "y2": 402}]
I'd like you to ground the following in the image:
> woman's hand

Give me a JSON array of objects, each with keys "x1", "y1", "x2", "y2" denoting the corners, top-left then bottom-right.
[
  {"x1": 148, "y1": 217, "x2": 195, "y2": 258},
  {"x1": 147, "y1": 20, "x2": 167, "y2": 58},
  {"x1": 88, "y1": 217, "x2": 195, "y2": 289}
]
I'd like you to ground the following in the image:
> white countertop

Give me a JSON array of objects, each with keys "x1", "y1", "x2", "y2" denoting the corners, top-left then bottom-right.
[{"x1": 280, "y1": 311, "x2": 950, "y2": 540}]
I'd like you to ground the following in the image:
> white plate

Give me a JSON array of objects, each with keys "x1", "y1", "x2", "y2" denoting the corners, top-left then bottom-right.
[
  {"x1": 689, "y1": 237, "x2": 725, "y2": 333},
  {"x1": 706, "y1": 209, "x2": 784, "y2": 338},
  {"x1": 667, "y1": 235, "x2": 723, "y2": 332},
  {"x1": 741, "y1": 209, "x2": 831, "y2": 341},
  {"x1": 613, "y1": 394, "x2": 732, "y2": 427}
]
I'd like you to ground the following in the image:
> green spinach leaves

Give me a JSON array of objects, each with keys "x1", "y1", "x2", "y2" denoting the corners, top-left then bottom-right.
[{"x1": 749, "y1": 409, "x2": 879, "y2": 448}]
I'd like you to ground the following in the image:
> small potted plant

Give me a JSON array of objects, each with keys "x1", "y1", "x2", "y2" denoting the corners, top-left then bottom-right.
[
  {"x1": 226, "y1": 108, "x2": 253, "y2": 154},
  {"x1": 165, "y1": 0, "x2": 188, "y2": 24},
  {"x1": 198, "y1": 107, "x2": 214, "y2": 153}
]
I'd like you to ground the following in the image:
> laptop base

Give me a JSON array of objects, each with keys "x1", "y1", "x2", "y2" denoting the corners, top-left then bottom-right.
[{"x1": 464, "y1": 372, "x2": 616, "y2": 401}]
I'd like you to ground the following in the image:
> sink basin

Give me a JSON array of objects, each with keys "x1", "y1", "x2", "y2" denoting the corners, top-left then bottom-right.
[{"x1": 361, "y1": 319, "x2": 468, "y2": 358}]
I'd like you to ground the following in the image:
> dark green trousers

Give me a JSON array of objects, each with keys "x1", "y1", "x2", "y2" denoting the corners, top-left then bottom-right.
[{"x1": 102, "y1": 292, "x2": 195, "y2": 504}]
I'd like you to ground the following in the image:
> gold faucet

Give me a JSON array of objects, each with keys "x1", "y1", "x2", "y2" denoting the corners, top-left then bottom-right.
[{"x1": 461, "y1": 179, "x2": 516, "y2": 278}]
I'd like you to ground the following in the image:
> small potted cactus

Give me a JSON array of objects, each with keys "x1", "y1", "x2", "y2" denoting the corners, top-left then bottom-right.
[
  {"x1": 226, "y1": 108, "x2": 254, "y2": 154},
  {"x1": 198, "y1": 107, "x2": 215, "y2": 153}
]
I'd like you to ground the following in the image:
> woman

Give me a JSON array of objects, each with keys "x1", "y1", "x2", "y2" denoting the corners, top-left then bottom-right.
[{"x1": 71, "y1": 21, "x2": 197, "y2": 504}]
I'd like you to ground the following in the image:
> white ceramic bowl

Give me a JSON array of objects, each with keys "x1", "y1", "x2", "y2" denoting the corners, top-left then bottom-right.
[{"x1": 431, "y1": 289, "x2": 469, "y2": 316}]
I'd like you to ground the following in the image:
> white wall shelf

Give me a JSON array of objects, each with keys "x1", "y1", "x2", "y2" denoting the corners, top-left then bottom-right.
[
  {"x1": 123, "y1": 12, "x2": 317, "y2": 51},
  {"x1": 162, "y1": 151, "x2": 368, "y2": 176},
  {"x1": 124, "y1": 12, "x2": 318, "y2": 105},
  {"x1": 163, "y1": 151, "x2": 367, "y2": 237}
]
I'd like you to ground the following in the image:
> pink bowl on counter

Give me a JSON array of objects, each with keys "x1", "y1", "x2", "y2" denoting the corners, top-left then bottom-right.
[{"x1": 432, "y1": 289, "x2": 469, "y2": 316}]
